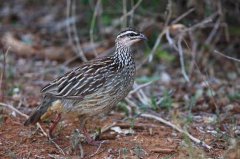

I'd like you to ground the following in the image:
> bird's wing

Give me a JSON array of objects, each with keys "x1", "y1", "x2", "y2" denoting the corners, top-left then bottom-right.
[{"x1": 41, "y1": 57, "x2": 118, "y2": 99}]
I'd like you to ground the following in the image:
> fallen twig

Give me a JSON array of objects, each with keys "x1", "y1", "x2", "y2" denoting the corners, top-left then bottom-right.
[
  {"x1": 150, "y1": 147, "x2": 176, "y2": 153},
  {"x1": 129, "y1": 81, "x2": 153, "y2": 95},
  {"x1": 0, "y1": 102, "x2": 48, "y2": 137},
  {"x1": 101, "y1": 122, "x2": 117, "y2": 134},
  {"x1": 0, "y1": 102, "x2": 65, "y2": 155},
  {"x1": 79, "y1": 139, "x2": 84, "y2": 158},
  {"x1": 128, "y1": 94, "x2": 210, "y2": 150},
  {"x1": 115, "y1": 122, "x2": 155, "y2": 130},
  {"x1": 140, "y1": 113, "x2": 212, "y2": 150},
  {"x1": 48, "y1": 138, "x2": 65, "y2": 155},
  {"x1": 0, "y1": 102, "x2": 28, "y2": 118},
  {"x1": 92, "y1": 122, "x2": 117, "y2": 140},
  {"x1": 87, "y1": 141, "x2": 105, "y2": 158},
  {"x1": 36, "y1": 123, "x2": 48, "y2": 137}
]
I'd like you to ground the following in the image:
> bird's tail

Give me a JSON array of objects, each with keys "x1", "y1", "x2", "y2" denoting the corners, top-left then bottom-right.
[{"x1": 24, "y1": 98, "x2": 53, "y2": 126}]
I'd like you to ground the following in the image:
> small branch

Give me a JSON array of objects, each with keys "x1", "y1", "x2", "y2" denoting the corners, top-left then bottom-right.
[
  {"x1": 0, "y1": 102, "x2": 28, "y2": 118},
  {"x1": 136, "y1": 87, "x2": 150, "y2": 106},
  {"x1": 119, "y1": 0, "x2": 142, "y2": 23},
  {"x1": 0, "y1": 102, "x2": 65, "y2": 155},
  {"x1": 36, "y1": 123, "x2": 48, "y2": 137},
  {"x1": 87, "y1": 141, "x2": 105, "y2": 158},
  {"x1": 122, "y1": 0, "x2": 127, "y2": 28},
  {"x1": 177, "y1": 37, "x2": 190, "y2": 82},
  {"x1": 66, "y1": 0, "x2": 87, "y2": 61},
  {"x1": 129, "y1": 0, "x2": 135, "y2": 26},
  {"x1": 0, "y1": 102, "x2": 49, "y2": 137},
  {"x1": 101, "y1": 122, "x2": 117, "y2": 134},
  {"x1": 171, "y1": 8, "x2": 195, "y2": 24},
  {"x1": 147, "y1": 29, "x2": 166, "y2": 63},
  {"x1": 214, "y1": 50, "x2": 240, "y2": 63},
  {"x1": 125, "y1": 97, "x2": 138, "y2": 107},
  {"x1": 0, "y1": 47, "x2": 10, "y2": 102},
  {"x1": 48, "y1": 138, "x2": 65, "y2": 155},
  {"x1": 79, "y1": 140, "x2": 84, "y2": 158},
  {"x1": 140, "y1": 113, "x2": 212, "y2": 150},
  {"x1": 184, "y1": 13, "x2": 217, "y2": 32},
  {"x1": 150, "y1": 148, "x2": 176, "y2": 153},
  {"x1": 164, "y1": 0, "x2": 173, "y2": 26},
  {"x1": 205, "y1": 18, "x2": 221, "y2": 44},
  {"x1": 129, "y1": 81, "x2": 153, "y2": 95},
  {"x1": 89, "y1": 0, "x2": 101, "y2": 57},
  {"x1": 166, "y1": 29, "x2": 190, "y2": 82},
  {"x1": 193, "y1": 62, "x2": 220, "y2": 116}
]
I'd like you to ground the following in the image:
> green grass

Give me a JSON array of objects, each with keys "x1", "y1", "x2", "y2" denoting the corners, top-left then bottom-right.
[
  {"x1": 121, "y1": 147, "x2": 129, "y2": 159},
  {"x1": 133, "y1": 145, "x2": 145, "y2": 158},
  {"x1": 155, "y1": 47, "x2": 175, "y2": 62},
  {"x1": 117, "y1": 102, "x2": 130, "y2": 116},
  {"x1": 159, "y1": 91, "x2": 173, "y2": 111},
  {"x1": 228, "y1": 92, "x2": 240, "y2": 102}
]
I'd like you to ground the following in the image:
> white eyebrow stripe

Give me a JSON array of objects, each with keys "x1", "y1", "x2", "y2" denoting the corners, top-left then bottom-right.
[{"x1": 117, "y1": 31, "x2": 138, "y2": 38}]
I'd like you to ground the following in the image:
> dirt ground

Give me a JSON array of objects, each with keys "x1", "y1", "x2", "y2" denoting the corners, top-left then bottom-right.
[{"x1": 0, "y1": 110, "x2": 235, "y2": 159}]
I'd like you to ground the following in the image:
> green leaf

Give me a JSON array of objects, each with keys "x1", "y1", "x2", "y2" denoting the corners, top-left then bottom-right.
[
  {"x1": 156, "y1": 47, "x2": 175, "y2": 62},
  {"x1": 159, "y1": 91, "x2": 173, "y2": 111}
]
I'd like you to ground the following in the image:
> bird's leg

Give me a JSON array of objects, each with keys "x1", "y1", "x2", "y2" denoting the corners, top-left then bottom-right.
[
  {"x1": 79, "y1": 116, "x2": 102, "y2": 146},
  {"x1": 49, "y1": 113, "x2": 62, "y2": 138},
  {"x1": 81, "y1": 127, "x2": 102, "y2": 146}
]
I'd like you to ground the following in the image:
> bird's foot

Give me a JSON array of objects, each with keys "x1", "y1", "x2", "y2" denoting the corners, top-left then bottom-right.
[
  {"x1": 81, "y1": 128, "x2": 106, "y2": 146},
  {"x1": 85, "y1": 137, "x2": 105, "y2": 146}
]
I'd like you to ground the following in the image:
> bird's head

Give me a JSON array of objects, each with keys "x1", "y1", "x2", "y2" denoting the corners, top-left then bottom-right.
[{"x1": 115, "y1": 28, "x2": 147, "y2": 47}]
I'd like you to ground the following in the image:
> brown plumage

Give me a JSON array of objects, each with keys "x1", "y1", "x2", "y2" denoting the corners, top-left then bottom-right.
[{"x1": 24, "y1": 28, "x2": 147, "y2": 144}]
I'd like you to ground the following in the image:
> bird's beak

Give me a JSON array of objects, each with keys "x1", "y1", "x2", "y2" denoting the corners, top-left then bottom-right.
[
  {"x1": 128, "y1": 33, "x2": 147, "y2": 46},
  {"x1": 139, "y1": 33, "x2": 147, "y2": 41}
]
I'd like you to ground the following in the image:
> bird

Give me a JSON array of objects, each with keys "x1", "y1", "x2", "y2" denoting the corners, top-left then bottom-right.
[{"x1": 24, "y1": 28, "x2": 147, "y2": 145}]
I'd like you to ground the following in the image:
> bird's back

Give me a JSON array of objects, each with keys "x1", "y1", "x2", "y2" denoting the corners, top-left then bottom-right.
[{"x1": 70, "y1": 55, "x2": 135, "y2": 116}]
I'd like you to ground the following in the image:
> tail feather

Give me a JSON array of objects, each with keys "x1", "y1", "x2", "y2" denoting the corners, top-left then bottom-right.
[
  {"x1": 24, "y1": 97, "x2": 53, "y2": 126},
  {"x1": 24, "y1": 110, "x2": 45, "y2": 126}
]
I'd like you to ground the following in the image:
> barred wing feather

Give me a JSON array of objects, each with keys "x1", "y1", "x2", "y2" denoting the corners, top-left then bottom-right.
[{"x1": 41, "y1": 58, "x2": 117, "y2": 99}]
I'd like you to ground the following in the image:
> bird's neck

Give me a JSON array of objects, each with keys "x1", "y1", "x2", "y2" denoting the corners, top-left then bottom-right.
[{"x1": 114, "y1": 43, "x2": 134, "y2": 66}]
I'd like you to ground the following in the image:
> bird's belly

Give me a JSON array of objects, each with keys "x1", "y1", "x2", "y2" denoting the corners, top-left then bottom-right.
[{"x1": 63, "y1": 76, "x2": 134, "y2": 116}]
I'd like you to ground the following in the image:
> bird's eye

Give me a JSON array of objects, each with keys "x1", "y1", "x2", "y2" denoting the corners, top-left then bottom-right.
[{"x1": 129, "y1": 33, "x2": 137, "y2": 37}]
